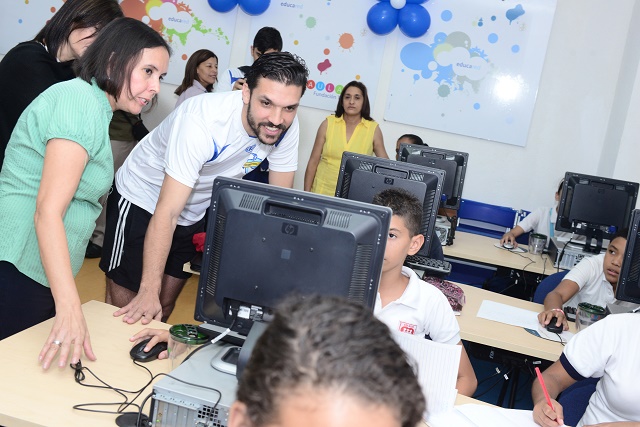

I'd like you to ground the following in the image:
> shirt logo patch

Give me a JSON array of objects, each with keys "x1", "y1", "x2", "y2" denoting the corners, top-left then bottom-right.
[
  {"x1": 398, "y1": 321, "x2": 417, "y2": 335},
  {"x1": 245, "y1": 144, "x2": 256, "y2": 153},
  {"x1": 242, "y1": 152, "x2": 263, "y2": 173}
]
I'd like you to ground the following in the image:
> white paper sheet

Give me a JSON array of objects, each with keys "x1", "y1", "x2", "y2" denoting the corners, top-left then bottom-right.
[
  {"x1": 476, "y1": 300, "x2": 540, "y2": 330},
  {"x1": 391, "y1": 331, "x2": 461, "y2": 418},
  {"x1": 427, "y1": 404, "x2": 540, "y2": 427},
  {"x1": 476, "y1": 300, "x2": 575, "y2": 344}
]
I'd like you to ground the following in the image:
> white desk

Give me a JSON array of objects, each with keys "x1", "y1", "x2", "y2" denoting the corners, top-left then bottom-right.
[{"x1": 0, "y1": 301, "x2": 171, "y2": 427}]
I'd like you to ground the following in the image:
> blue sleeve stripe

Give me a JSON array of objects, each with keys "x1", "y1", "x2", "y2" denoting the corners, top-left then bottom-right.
[{"x1": 560, "y1": 353, "x2": 586, "y2": 381}]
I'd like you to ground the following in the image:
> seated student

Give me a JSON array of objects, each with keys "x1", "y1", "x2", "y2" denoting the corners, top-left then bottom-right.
[
  {"x1": 371, "y1": 188, "x2": 477, "y2": 396},
  {"x1": 532, "y1": 312, "x2": 640, "y2": 427},
  {"x1": 538, "y1": 229, "x2": 627, "y2": 331},
  {"x1": 501, "y1": 179, "x2": 584, "y2": 248},
  {"x1": 132, "y1": 295, "x2": 426, "y2": 427},
  {"x1": 395, "y1": 133, "x2": 426, "y2": 160}
]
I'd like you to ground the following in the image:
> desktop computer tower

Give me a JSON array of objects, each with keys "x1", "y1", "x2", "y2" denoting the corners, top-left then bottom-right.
[
  {"x1": 151, "y1": 343, "x2": 239, "y2": 427},
  {"x1": 547, "y1": 237, "x2": 603, "y2": 270}
]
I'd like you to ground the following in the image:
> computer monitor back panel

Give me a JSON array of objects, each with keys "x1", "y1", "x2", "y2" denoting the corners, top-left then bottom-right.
[
  {"x1": 616, "y1": 209, "x2": 640, "y2": 304},
  {"x1": 336, "y1": 152, "x2": 444, "y2": 258},
  {"x1": 195, "y1": 177, "x2": 391, "y2": 336},
  {"x1": 398, "y1": 143, "x2": 469, "y2": 210},
  {"x1": 557, "y1": 172, "x2": 638, "y2": 240}
]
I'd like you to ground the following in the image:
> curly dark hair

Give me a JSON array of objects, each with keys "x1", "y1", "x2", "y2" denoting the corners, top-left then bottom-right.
[{"x1": 236, "y1": 294, "x2": 425, "y2": 427}]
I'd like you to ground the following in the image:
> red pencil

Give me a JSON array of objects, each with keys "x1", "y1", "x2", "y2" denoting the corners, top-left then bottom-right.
[{"x1": 535, "y1": 366, "x2": 554, "y2": 409}]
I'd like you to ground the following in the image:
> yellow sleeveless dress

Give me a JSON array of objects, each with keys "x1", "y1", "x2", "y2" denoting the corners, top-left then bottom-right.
[{"x1": 311, "y1": 115, "x2": 378, "y2": 196}]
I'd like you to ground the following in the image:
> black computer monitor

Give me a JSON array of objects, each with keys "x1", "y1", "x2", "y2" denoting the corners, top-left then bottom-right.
[
  {"x1": 195, "y1": 177, "x2": 391, "y2": 337},
  {"x1": 335, "y1": 152, "x2": 444, "y2": 258},
  {"x1": 556, "y1": 172, "x2": 639, "y2": 253},
  {"x1": 616, "y1": 209, "x2": 640, "y2": 304},
  {"x1": 398, "y1": 143, "x2": 468, "y2": 210}
]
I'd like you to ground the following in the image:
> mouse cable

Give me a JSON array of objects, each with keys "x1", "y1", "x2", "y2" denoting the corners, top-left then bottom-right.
[{"x1": 70, "y1": 360, "x2": 222, "y2": 418}]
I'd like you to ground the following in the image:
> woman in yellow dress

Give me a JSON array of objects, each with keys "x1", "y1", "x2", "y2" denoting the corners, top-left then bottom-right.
[{"x1": 304, "y1": 80, "x2": 388, "y2": 195}]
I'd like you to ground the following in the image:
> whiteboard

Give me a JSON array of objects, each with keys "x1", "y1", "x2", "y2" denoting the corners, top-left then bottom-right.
[{"x1": 385, "y1": 0, "x2": 557, "y2": 147}]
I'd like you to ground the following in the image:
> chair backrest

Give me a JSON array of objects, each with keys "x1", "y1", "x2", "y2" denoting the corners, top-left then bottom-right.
[
  {"x1": 558, "y1": 377, "x2": 599, "y2": 427},
  {"x1": 533, "y1": 270, "x2": 569, "y2": 304},
  {"x1": 457, "y1": 199, "x2": 519, "y2": 239}
]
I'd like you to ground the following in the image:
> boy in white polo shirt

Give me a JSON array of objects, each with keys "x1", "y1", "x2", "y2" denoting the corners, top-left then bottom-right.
[
  {"x1": 372, "y1": 188, "x2": 477, "y2": 397},
  {"x1": 532, "y1": 312, "x2": 640, "y2": 427},
  {"x1": 538, "y1": 228, "x2": 627, "y2": 331}
]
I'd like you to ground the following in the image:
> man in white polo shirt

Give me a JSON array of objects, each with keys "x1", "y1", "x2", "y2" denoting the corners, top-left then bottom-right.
[{"x1": 99, "y1": 52, "x2": 308, "y2": 323}]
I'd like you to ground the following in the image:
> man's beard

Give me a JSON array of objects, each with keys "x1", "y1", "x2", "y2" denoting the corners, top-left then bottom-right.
[{"x1": 246, "y1": 102, "x2": 287, "y2": 146}]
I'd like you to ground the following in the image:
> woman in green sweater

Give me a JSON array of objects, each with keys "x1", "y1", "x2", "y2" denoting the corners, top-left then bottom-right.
[{"x1": 0, "y1": 18, "x2": 170, "y2": 371}]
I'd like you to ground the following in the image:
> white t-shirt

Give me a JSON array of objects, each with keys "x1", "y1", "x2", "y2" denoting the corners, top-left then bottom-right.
[
  {"x1": 213, "y1": 67, "x2": 244, "y2": 93},
  {"x1": 518, "y1": 206, "x2": 580, "y2": 245},
  {"x1": 374, "y1": 266, "x2": 460, "y2": 345},
  {"x1": 116, "y1": 91, "x2": 299, "y2": 226},
  {"x1": 560, "y1": 313, "x2": 640, "y2": 427},
  {"x1": 563, "y1": 253, "x2": 616, "y2": 310}
]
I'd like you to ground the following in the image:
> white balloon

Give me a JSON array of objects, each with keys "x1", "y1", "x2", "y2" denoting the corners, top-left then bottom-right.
[{"x1": 390, "y1": 0, "x2": 406, "y2": 10}]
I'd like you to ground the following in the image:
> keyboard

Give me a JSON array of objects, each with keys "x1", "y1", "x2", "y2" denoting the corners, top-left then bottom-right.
[{"x1": 404, "y1": 254, "x2": 452, "y2": 275}]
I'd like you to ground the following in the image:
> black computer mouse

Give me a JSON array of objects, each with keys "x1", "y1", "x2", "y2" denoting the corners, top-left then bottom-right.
[
  {"x1": 129, "y1": 339, "x2": 168, "y2": 362},
  {"x1": 546, "y1": 317, "x2": 563, "y2": 334}
]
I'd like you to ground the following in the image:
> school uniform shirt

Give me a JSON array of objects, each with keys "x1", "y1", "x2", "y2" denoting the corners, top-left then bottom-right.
[
  {"x1": 563, "y1": 253, "x2": 615, "y2": 310},
  {"x1": 374, "y1": 266, "x2": 460, "y2": 345},
  {"x1": 560, "y1": 313, "x2": 640, "y2": 427},
  {"x1": 115, "y1": 90, "x2": 299, "y2": 226},
  {"x1": 518, "y1": 206, "x2": 581, "y2": 245}
]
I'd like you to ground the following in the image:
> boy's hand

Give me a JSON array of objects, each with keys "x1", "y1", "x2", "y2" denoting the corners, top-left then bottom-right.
[
  {"x1": 533, "y1": 398, "x2": 564, "y2": 426},
  {"x1": 232, "y1": 78, "x2": 245, "y2": 91},
  {"x1": 501, "y1": 231, "x2": 518, "y2": 248},
  {"x1": 538, "y1": 309, "x2": 569, "y2": 331},
  {"x1": 130, "y1": 328, "x2": 170, "y2": 359}
]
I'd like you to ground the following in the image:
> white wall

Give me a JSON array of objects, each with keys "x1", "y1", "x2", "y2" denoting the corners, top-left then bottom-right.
[{"x1": 5, "y1": 1, "x2": 635, "y2": 211}]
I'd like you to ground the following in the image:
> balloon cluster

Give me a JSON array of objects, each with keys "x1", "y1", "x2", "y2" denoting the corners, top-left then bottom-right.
[
  {"x1": 208, "y1": 0, "x2": 270, "y2": 15},
  {"x1": 367, "y1": 0, "x2": 431, "y2": 38}
]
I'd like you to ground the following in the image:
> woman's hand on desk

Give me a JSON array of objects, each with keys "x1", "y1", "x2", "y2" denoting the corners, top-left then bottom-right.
[
  {"x1": 533, "y1": 397, "x2": 564, "y2": 426},
  {"x1": 130, "y1": 328, "x2": 170, "y2": 360},
  {"x1": 538, "y1": 309, "x2": 569, "y2": 331},
  {"x1": 39, "y1": 304, "x2": 96, "y2": 370}
]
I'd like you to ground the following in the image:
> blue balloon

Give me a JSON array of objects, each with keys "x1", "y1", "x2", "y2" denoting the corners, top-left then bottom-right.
[
  {"x1": 398, "y1": 4, "x2": 430, "y2": 38},
  {"x1": 238, "y1": 0, "x2": 270, "y2": 15},
  {"x1": 208, "y1": 0, "x2": 238, "y2": 13},
  {"x1": 367, "y1": 2, "x2": 399, "y2": 36}
]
